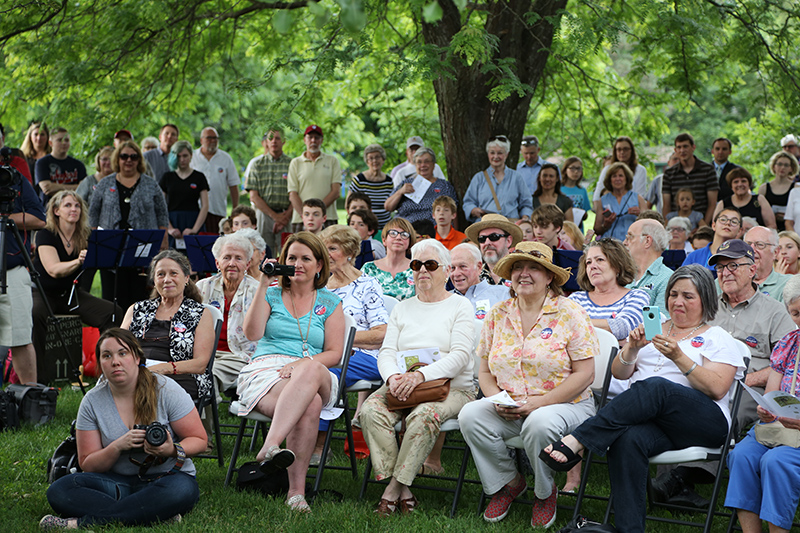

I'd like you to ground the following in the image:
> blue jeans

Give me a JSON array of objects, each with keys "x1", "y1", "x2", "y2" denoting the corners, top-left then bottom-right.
[
  {"x1": 46, "y1": 471, "x2": 199, "y2": 527},
  {"x1": 571, "y1": 377, "x2": 729, "y2": 533},
  {"x1": 319, "y1": 350, "x2": 381, "y2": 431}
]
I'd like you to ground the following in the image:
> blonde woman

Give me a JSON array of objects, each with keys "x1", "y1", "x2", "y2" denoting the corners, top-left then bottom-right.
[{"x1": 776, "y1": 231, "x2": 800, "y2": 275}]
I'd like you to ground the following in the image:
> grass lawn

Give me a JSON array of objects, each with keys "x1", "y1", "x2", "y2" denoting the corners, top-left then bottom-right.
[{"x1": 1, "y1": 381, "x2": 776, "y2": 533}]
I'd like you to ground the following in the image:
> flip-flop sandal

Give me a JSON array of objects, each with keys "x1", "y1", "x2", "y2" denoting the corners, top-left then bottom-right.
[
  {"x1": 539, "y1": 440, "x2": 581, "y2": 472},
  {"x1": 418, "y1": 464, "x2": 445, "y2": 476},
  {"x1": 259, "y1": 447, "x2": 296, "y2": 474}
]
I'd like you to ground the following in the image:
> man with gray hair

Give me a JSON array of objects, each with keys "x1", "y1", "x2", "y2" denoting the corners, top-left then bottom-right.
[
  {"x1": 449, "y1": 243, "x2": 510, "y2": 319},
  {"x1": 390, "y1": 135, "x2": 446, "y2": 187},
  {"x1": 624, "y1": 219, "x2": 673, "y2": 315},
  {"x1": 743, "y1": 226, "x2": 791, "y2": 302},
  {"x1": 516, "y1": 135, "x2": 555, "y2": 195},
  {"x1": 192, "y1": 126, "x2": 240, "y2": 233}
]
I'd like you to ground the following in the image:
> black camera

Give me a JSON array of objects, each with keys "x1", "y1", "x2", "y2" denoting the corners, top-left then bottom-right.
[
  {"x1": 134, "y1": 421, "x2": 169, "y2": 447},
  {"x1": 259, "y1": 262, "x2": 295, "y2": 277},
  {"x1": 0, "y1": 147, "x2": 22, "y2": 206}
]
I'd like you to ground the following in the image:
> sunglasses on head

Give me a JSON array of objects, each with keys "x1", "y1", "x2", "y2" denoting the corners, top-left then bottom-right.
[
  {"x1": 521, "y1": 139, "x2": 539, "y2": 147},
  {"x1": 410, "y1": 259, "x2": 440, "y2": 272},
  {"x1": 489, "y1": 135, "x2": 509, "y2": 143},
  {"x1": 119, "y1": 153, "x2": 140, "y2": 161},
  {"x1": 477, "y1": 232, "x2": 509, "y2": 243}
]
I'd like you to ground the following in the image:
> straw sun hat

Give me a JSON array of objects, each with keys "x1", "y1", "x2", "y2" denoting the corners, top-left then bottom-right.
[{"x1": 493, "y1": 241, "x2": 571, "y2": 286}]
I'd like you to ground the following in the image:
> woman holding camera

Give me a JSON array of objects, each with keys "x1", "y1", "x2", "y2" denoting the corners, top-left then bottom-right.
[
  {"x1": 42, "y1": 328, "x2": 206, "y2": 529},
  {"x1": 239, "y1": 231, "x2": 345, "y2": 512}
]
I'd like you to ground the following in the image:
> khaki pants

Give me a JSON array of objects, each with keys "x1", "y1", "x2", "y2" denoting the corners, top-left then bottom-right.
[{"x1": 360, "y1": 385, "x2": 475, "y2": 486}]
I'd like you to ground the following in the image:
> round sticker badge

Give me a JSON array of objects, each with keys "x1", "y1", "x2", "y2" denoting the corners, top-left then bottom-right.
[
  {"x1": 190, "y1": 183, "x2": 197, "y2": 189},
  {"x1": 475, "y1": 309, "x2": 486, "y2": 320},
  {"x1": 541, "y1": 328, "x2": 553, "y2": 339},
  {"x1": 109, "y1": 187, "x2": 116, "y2": 192},
  {"x1": 691, "y1": 336, "x2": 704, "y2": 348},
  {"x1": 173, "y1": 322, "x2": 187, "y2": 333},
  {"x1": 209, "y1": 300, "x2": 221, "y2": 309},
  {"x1": 745, "y1": 336, "x2": 758, "y2": 348},
  {"x1": 314, "y1": 305, "x2": 327, "y2": 316},
  {"x1": 504, "y1": 280, "x2": 511, "y2": 287}
]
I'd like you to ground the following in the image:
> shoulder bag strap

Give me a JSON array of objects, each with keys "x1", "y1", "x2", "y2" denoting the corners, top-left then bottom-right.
[
  {"x1": 483, "y1": 171, "x2": 502, "y2": 213},
  {"x1": 789, "y1": 345, "x2": 800, "y2": 395}
]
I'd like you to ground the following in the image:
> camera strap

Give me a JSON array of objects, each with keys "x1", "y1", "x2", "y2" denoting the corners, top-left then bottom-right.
[{"x1": 129, "y1": 453, "x2": 167, "y2": 479}]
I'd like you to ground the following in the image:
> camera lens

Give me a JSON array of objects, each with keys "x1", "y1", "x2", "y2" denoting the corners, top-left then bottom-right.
[{"x1": 145, "y1": 423, "x2": 168, "y2": 447}]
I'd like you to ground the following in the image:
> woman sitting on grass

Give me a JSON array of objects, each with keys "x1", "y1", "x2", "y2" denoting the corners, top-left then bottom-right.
[{"x1": 41, "y1": 328, "x2": 206, "y2": 529}]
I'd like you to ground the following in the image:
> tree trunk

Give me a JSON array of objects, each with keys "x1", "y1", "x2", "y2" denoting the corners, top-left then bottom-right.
[{"x1": 421, "y1": 0, "x2": 567, "y2": 224}]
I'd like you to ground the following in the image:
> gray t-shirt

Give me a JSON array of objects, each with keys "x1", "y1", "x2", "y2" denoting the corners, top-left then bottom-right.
[{"x1": 76, "y1": 374, "x2": 197, "y2": 476}]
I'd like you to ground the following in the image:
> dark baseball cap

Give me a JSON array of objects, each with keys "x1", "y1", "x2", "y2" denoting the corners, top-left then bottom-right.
[
  {"x1": 114, "y1": 129, "x2": 133, "y2": 140},
  {"x1": 708, "y1": 239, "x2": 755, "y2": 266}
]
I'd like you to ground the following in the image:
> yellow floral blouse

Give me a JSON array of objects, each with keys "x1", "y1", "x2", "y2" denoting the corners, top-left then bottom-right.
[{"x1": 478, "y1": 293, "x2": 598, "y2": 403}]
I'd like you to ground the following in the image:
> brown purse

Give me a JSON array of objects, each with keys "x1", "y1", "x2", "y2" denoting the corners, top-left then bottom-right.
[{"x1": 386, "y1": 363, "x2": 451, "y2": 411}]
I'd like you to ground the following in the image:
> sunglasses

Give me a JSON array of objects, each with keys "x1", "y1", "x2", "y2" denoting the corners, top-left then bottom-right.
[
  {"x1": 119, "y1": 153, "x2": 140, "y2": 161},
  {"x1": 521, "y1": 139, "x2": 539, "y2": 147},
  {"x1": 410, "y1": 259, "x2": 440, "y2": 272},
  {"x1": 489, "y1": 135, "x2": 509, "y2": 143},
  {"x1": 477, "y1": 232, "x2": 509, "y2": 243}
]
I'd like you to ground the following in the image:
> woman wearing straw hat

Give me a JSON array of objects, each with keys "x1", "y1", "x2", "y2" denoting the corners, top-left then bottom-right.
[{"x1": 459, "y1": 241, "x2": 598, "y2": 528}]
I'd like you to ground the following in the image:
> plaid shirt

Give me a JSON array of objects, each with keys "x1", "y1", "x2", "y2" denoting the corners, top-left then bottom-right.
[{"x1": 243, "y1": 152, "x2": 292, "y2": 210}]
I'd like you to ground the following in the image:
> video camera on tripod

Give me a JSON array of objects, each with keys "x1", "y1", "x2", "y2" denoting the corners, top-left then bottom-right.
[{"x1": 0, "y1": 147, "x2": 23, "y2": 212}]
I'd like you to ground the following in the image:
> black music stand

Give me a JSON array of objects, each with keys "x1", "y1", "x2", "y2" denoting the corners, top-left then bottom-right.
[{"x1": 184, "y1": 235, "x2": 219, "y2": 274}]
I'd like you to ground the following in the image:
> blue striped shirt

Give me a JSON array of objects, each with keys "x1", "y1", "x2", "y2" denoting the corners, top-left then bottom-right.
[{"x1": 568, "y1": 289, "x2": 650, "y2": 341}]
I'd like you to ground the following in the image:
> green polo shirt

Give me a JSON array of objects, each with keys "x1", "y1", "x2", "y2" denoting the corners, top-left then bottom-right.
[{"x1": 627, "y1": 256, "x2": 674, "y2": 317}]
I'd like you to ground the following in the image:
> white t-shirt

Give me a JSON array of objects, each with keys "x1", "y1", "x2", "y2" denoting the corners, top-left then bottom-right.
[{"x1": 192, "y1": 149, "x2": 240, "y2": 217}]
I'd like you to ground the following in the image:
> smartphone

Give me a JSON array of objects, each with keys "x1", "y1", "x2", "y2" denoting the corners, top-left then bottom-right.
[{"x1": 642, "y1": 306, "x2": 662, "y2": 340}]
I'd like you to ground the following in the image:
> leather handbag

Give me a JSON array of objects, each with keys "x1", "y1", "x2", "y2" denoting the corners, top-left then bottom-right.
[
  {"x1": 386, "y1": 363, "x2": 450, "y2": 411},
  {"x1": 755, "y1": 351, "x2": 800, "y2": 448}
]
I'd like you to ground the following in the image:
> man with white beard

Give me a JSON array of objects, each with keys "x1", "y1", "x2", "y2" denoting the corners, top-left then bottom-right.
[
  {"x1": 287, "y1": 124, "x2": 342, "y2": 232},
  {"x1": 464, "y1": 214, "x2": 522, "y2": 286}
]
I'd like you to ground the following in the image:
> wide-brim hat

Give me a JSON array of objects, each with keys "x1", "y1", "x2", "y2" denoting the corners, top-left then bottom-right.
[
  {"x1": 493, "y1": 241, "x2": 571, "y2": 286},
  {"x1": 465, "y1": 214, "x2": 523, "y2": 247}
]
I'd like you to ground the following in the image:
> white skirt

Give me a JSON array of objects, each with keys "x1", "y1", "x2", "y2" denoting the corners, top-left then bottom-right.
[{"x1": 236, "y1": 354, "x2": 339, "y2": 416}]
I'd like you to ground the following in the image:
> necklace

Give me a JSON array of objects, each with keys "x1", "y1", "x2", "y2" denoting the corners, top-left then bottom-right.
[
  {"x1": 57, "y1": 227, "x2": 74, "y2": 249},
  {"x1": 653, "y1": 321, "x2": 705, "y2": 372},
  {"x1": 290, "y1": 289, "x2": 316, "y2": 358}
]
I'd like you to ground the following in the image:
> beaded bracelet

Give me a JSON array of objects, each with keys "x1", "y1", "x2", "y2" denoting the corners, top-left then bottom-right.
[{"x1": 170, "y1": 361, "x2": 178, "y2": 375}]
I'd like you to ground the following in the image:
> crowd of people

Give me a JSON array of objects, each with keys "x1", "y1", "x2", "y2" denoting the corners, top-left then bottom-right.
[{"x1": 1, "y1": 120, "x2": 800, "y2": 532}]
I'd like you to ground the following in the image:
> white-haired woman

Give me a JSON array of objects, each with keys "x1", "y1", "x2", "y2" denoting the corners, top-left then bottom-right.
[
  {"x1": 360, "y1": 239, "x2": 476, "y2": 516},
  {"x1": 348, "y1": 144, "x2": 394, "y2": 229},
  {"x1": 384, "y1": 148, "x2": 458, "y2": 224},
  {"x1": 237, "y1": 227, "x2": 268, "y2": 279},
  {"x1": 196, "y1": 233, "x2": 260, "y2": 396},
  {"x1": 666, "y1": 217, "x2": 694, "y2": 254},
  {"x1": 463, "y1": 135, "x2": 533, "y2": 223}
]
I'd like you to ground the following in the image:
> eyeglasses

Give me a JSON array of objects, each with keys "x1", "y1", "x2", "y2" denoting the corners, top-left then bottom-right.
[
  {"x1": 386, "y1": 229, "x2": 410, "y2": 240},
  {"x1": 668, "y1": 227, "x2": 687, "y2": 233},
  {"x1": 783, "y1": 144, "x2": 798, "y2": 150},
  {"x1": 366, "y1": 155, "x2": 384, "y2": 162},
  {"x1": 715, "y1": 216, "x2": 741, "y2": 227},
  {"x1": 119, "y1": 153, "x2": 140, "y2": 161},
  {"x1": 489, "y1": 135, "x2": 509, "y2": 143},
  {"x1": 567, "y1": 165, "x2": 583, "y2": 172},
  {"x1": 624, "y1": 233, "x2": 643, "y2": 242},
  {"x1": 521, "y1": 139, "x2": 539, "y2": 147},
  {"x1": 410, "y1": 259, "x2": 440, "y2": 272},
  {"x1": 615, "y1": 146, "x2": 632, "y2": 153},
  {"x1": 744, "y1": 240, "x2": 773, "y2": 251},
  {"x1": 477, "y1": 232, "x2": 509, "y2": 243},
  {"x1": 713, "y1": 262, "x2": 751, "y2": 274}
]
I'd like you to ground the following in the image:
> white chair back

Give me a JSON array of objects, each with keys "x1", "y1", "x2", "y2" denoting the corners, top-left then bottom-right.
[
  {"x1": 593, "y1": 328, "x2": 619, "y2": 393},
  {"x1": 203, "y1": 303, "x2": 224, "y2": 329},
  {"x1": 473, "y1": 319, "x2": 484, "y2": 381},
  {"x1": 382, "y1": 295, "x2": 400, "y2": 318},
  {"x1": 338, "y1": 313, "x2": 357, "y2": 366}
]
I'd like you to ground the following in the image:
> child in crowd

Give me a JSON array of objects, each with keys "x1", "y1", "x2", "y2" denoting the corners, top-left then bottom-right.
[
  {"x1": 561, "y1": 221, "x2": 586, "y2": 249},
  {"x1": 516, "y1": 219, "x2": 535, "y2": 242},
  {"x1": 666, "y1": 188, "x2": 705, "y2": 230},
  {"x1": 560, "y1": 156, "x2": 592, "y2": 231},
  {"x1": 690, "y1": 226, "x2": 714, "y2": 250},
  {"x1": 412, "y1": 219, "x2": 435, "y2": 242},
  {"x1": 346, "y1": 192, "x2": 372, "y2": 215},
  {"x1": 432, "y1": 196, "x2": 466, "y2": 250},
  {"x1": 531, "y1": 204, "x2": 575, "y2": 250},
  {"x1": 348, "y1": 209, "x2": 386, "y2": 268},
  {"x1": 301, "y1": 198, "x2": 327, "y2": 234},
  {"x1": 230, "y1": 205, "x2": 257, "y2": 231}
]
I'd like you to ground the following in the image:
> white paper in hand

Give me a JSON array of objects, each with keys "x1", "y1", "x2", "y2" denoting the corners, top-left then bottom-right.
[
  {"x1": 484, "y1": 390, "x2": 522, "y2": 408},
  {"x1": 403, "y1": 175, "x2": 432, "y2": 204}
]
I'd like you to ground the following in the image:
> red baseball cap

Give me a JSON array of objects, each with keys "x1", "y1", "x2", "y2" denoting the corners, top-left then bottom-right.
[
  {"x1": 114, "y1": 129, "x2": 133, "y2": 140},
  {"x1": 304, "y1": 125, "x2": 324, "y2": 136}
]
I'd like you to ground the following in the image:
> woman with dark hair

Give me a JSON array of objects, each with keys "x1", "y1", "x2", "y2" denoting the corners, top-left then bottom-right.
[
  {"x1": 20, "y1": 121, "x2": 50, "y2": 176},
  {"x1": 593, "y1": 162, "x2": 647, "y2": 241},
  {"x1": 759, "y1": 151, "x2": 800, "y2": 232},
  {"x1": 591, "y1": 136, "x2": 648, "y2": 203},
  {"x1": 532, "y1": 163, "x2": 574, "y2": 223},
  {"x1": 89, "y1": 140, "x2": 169, "y2": 311},
  {"x1": 41, "y1": 328, "x2": 206, "y2": 529},
  {"x1": 543, "y1": 265, "x2": 745, "y2": 533},
  {"x1": 31, "y1": 190, "x2": 122, "y2": 368},
  {"x1": 561, "y1": 156, "x2": 592, "y2": 231},
  {"x1": 160, "y1": 140, "x2": 209, "y2": 245},
  {"x1": 348, "y1": 144, "x2": 394, "y2": 229},
  {"x1": 713, "y1": 167, "x2": 776, "y2": 229},
  {"x1": 361, "y1": 217, "x2": 417, "y2": 300},
  {"x1": 239, "y1": 231, "x2": 345, "y2": 512},
  {"x1": 568, "y1": 238, "x2": 649, "y2": 342},
  {"x1": 122, "y1": 250, "x2": 215, "y2": 402}
]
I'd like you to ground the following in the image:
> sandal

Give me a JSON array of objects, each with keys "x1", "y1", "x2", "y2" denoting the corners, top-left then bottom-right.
[
  {"x1": 417, "y1": 464, "x2": 444, "y2": 476},
  {"x1": 399, "y1": 495, "x2": 418, "y2": 514},
  {"x1": 375, "y1": 498, "x2": 399, "y2": 517},
  {"x1": 539, "y1": 440, "x2": 581, "y2": 472},
  {"x1": 259, "y1": 445, "x2": 295, "y2": 474},
  {"x1": 286, "y1": 494, "x2": 311, "y2": 513}
]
